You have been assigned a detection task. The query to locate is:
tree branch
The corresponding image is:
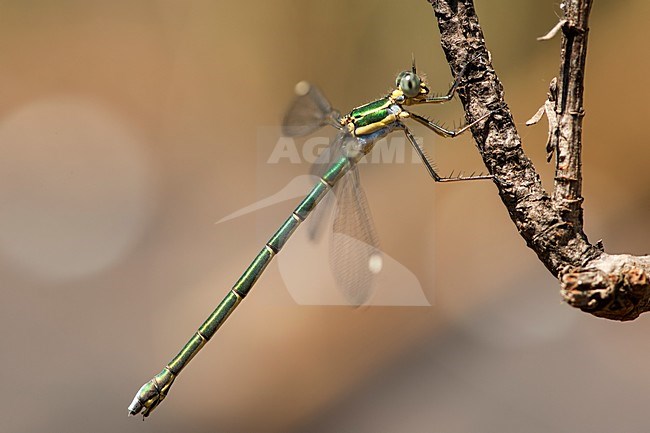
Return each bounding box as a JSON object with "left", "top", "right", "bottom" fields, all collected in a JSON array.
[
  {"left": 428, "top": 0, "right": 650, "bottom": 321},
  {"left": 552, "top": 0, "right": 590, "bottom": 231}
]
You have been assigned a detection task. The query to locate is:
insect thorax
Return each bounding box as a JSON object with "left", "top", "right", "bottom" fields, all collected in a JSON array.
[{"left": 345, "top": 96, "right": 403, "bottom": 141}]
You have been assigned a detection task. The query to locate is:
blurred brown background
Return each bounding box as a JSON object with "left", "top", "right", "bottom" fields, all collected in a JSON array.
[{"left": 1, "top": 1, "right": 649, "bottom": 432}]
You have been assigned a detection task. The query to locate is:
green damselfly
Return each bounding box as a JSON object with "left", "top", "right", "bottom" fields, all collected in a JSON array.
[{"left": 128, "top": 58, "right": 493, "bottom": 417}]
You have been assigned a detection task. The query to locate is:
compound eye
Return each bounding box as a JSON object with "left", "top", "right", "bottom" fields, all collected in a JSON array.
[
  {"left": 395, "top": 71, "right": 408, "bottom": 87},
  {"left": 399, "top": 72, "right": 421, "bottom": 98}
]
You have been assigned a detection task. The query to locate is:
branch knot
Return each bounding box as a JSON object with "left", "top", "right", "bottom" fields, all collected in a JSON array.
[{"left": 561, "top": 264, "right": 650, "bottom": 321}]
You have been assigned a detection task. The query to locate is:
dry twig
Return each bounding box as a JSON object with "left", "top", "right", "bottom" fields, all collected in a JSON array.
[{"left": 428, "top": 0, "right": 650, "bottom": 321}]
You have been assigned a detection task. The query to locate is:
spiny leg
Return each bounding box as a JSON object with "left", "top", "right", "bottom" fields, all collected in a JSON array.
[
  {"left": 401, "top": 123, "right": 492, "bottom": 183},
  {"left": 408, "top": 110, "right": 491, "bottom": 138},
  {"left": 417, "top": 54, "right": 480, "bottom": 104},
  {"left": 402, "top": 125, "right": 442, "bottom": 181}
]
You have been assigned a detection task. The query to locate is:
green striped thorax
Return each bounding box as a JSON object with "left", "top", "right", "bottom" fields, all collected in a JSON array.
[{"left": 340, "top": 68, "right": 431, "bottom": 157}]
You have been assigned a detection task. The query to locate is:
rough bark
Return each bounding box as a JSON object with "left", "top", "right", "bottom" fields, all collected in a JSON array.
[{"left": 428, "top": 0, "right": 650, "bottom": 321}]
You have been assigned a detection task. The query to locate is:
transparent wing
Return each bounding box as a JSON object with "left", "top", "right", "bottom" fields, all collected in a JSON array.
[
  {"left": 329, "top": 163, "right": 382, "bottom": 305},
  {"left": 282, "top": 81, "right": 341, "bottom": 137},
  {"left": 283, "top": 83, "right": 379, "bottom": 304}
]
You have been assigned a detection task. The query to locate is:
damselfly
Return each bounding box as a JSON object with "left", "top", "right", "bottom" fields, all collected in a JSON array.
[{"left": 128, "top": 58, "right": 493, "bottom": 417}]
